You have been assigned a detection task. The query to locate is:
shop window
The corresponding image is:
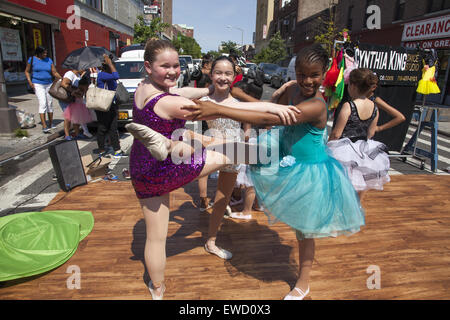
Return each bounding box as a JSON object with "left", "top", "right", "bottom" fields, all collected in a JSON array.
[
  {"left": 427, "top": 0, "right": 450, "bottom": 12},
  {"left": 84, "top": 0, "right": 102, "bottom": 11},
  {"left": 394, "top": 0, "right": 406, "bottom": 21},
  {"left": 281, "top": 0, "right": 291, "bottom": 8}
]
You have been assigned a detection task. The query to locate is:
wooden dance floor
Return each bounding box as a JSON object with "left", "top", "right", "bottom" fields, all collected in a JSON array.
[{"left": 1, "top": 175, "right": 449, "bottom": 300}]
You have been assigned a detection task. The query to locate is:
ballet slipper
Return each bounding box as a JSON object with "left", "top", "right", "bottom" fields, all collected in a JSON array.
[
  {"left": 148, "top": 280, "right": 165, "bottom": 300},
  {"left": 204, "top": 243, "right": 232, "bottom": 260},
  {"left": 125, "top": 123, "right": 170, "bottom": 161},
  {"left": 229, "top": 212, "right": 252, "bottom": 220},
  {"left": 283, "top": 286, "right": 310, "bottom": 300}
]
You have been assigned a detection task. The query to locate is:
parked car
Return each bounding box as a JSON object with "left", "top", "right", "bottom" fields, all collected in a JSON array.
[
  {"left": 179, "top": 55, "right": 194, "bottom": 74},
  {"left": 258, "top": 63, "right": 279, "bottom": 83},
  {"left": 270, "top": 67, "right": 287, "bottom": 88},
  {"left": 242, "top": 62, "right": 256, "bottom": 76},
  {"left": 119, "top": 44, "right": 144, "bottom": 57},
  {"left": 179, "top": 57, "right": 190, "bottom": 86},
  {"left": 114, "top": 50, "right": 145, "bottom": 126},
  {"left": 114, "top": 49, "right": 182, "bottom": 126},
  {"left": 247, "top": 64, "right": 258, "bottom": 79},
  {"left": 285, "top": 56, "right": 297, "bottom": 82}
]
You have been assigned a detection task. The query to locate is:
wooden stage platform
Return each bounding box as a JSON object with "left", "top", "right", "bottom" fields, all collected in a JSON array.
[{"left": 1, "top": 175, "right": 449, "bottom": 300}]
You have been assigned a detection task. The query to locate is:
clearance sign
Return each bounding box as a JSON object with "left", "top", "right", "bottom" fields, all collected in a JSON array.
[{"left": 402, "top": 15, "right": 450, "bottom": 49}]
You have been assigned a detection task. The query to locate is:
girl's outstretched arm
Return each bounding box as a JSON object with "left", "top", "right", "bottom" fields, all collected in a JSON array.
[
  {"left": 183, "top": 101, "right": 287, "bottom": 126},
  {"left": 374, "top": 97, "right": 406, "bottom": 132},
  {"left": 182, "top": 95, "right": 326, "bottom": 127},
  {"left": 169, "top": 85, "right": 212, "bottom": 99}
]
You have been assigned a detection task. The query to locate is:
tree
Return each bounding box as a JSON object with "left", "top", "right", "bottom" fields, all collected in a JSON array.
[
  {"left": 172, "top": 33, "right": 202, "bottom": 58},
  {"left": 253, "top": 31, "right": 287, "bottom": 64},
  {"left": 313, "top": 6, "right": 349, "bottom": 57},
  {"left": 219, "top": 41, "right": 242, "bottom": 56},
  {"left": 133, "top": 16, "right": 171, "bottom": 44},
  {"left": 206, "top": 50, "right": 220, "bottom": 59}
]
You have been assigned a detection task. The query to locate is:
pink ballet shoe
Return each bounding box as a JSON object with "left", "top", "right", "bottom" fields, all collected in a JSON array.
[{"left": 125, "top": 123, "right": 170, "bottom": 161}]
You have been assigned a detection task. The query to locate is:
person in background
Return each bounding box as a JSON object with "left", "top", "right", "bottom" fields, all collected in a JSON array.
[
  {"left": 59, "top": 69, "right": 93, "bottom": 140},
  {"left": 229, "top": 52, "right": 243, "bottom": 88},
  {"left": 25, "top": 46, "right": 62, "bottom": 133},
  {"left": 95, "top": 54, "right": 126, "bottom": 159},
  {"left": 62, "top": 77, "right": 93, "bottom": 138},
  {"left": 367, "top": 74, "right": 406, "bottom": 133}
]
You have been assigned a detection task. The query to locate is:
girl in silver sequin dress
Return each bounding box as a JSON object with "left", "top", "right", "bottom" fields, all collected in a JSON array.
[{"left": 200, "top": 56, "right": 245, "bottom": 260}]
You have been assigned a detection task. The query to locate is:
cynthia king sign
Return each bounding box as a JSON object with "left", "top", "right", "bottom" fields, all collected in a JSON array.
[{"left": 355, "top": 43, "right": 421, "bottom": 86}]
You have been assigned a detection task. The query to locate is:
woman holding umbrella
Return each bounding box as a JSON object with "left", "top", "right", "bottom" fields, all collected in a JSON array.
[{"left": 25, "top": 46, "right": 62, "bottom": 133}]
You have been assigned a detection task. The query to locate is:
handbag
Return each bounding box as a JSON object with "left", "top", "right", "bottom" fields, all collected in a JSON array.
[
  {"left": 115, "top": 81, "right": 129, "bottom": 104},
  {"left": 49, "top": 79, "right": 74, "bottom": 103},
  {"left": 85, "top": 83, "right": 115, "bottom": 112}
]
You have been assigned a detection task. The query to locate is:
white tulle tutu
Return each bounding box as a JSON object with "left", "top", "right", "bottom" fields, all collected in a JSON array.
[
  {"left": 236, "top": 137, "right": 257, "bottom": 187},
  {"left": 327, "top": 138, "right": 390, "bottom": 191},
  {"left": 236, "top": 165, "right": 253, "bottom": 187}
]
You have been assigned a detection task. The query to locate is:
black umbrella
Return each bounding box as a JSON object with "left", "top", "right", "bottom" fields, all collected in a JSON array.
[{"left": 61, "top": 46, "right": 117, "bottom": 70}]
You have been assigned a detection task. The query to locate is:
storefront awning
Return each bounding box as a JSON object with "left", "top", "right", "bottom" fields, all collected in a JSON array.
[{"left": 0, "top": 1, "right": 60, "bottom": 27}]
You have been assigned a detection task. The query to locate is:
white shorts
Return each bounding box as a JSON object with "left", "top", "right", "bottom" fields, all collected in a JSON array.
[{"left": 34, "top": 83, "right": 53, "bottom": 114}]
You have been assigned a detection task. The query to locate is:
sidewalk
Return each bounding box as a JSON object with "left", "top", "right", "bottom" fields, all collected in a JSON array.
[{"left": 0, "top": 94, "right": 65, "bottom": 163}]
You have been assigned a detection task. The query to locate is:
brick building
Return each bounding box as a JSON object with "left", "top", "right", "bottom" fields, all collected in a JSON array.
[
  {"left": 255, "top": 0, "right": 274, "bottom": 54},
  {"left": 173, "top": 24, "right": 194, "bottom": 38},
  {"left": 335, "top": 0, "right": 450, "bottom": 105},
  {"left": 1, "top": 0, "right": 146, "bottom": 94},
  {"left": 273, "top": 0, "right": 298, "bottom": 61}
]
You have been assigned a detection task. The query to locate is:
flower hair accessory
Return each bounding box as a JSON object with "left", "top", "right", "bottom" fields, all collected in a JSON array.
[{"left": 280, "top": 155, "right": 296, "bottom": 167}]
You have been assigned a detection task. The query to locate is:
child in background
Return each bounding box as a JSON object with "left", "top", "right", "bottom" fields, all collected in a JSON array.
[
  {"left": 63, "top": 77, "right": 93, "bottom": 137},
  {"left": 328, "top": 68, "right": 391, "bottom": 199}
]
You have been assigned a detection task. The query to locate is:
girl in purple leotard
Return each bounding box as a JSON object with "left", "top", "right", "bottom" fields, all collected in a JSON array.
[{"left": 129, "top": 39, "right": 298, "bottom": 300}]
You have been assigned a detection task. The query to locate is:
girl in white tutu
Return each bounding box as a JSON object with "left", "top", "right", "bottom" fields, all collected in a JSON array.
[{"left": 328, "top": 68, "right": 390, "bottom": 199}]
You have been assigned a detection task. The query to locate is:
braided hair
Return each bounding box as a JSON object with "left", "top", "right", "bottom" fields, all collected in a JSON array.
[{"left": 295, "top": 43, "right": 329, "bottom": 73}]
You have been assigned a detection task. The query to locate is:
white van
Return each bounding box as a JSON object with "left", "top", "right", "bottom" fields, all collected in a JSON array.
[
  {"left": 179, "top": 55, "right": 194, "bottom": 74},
  {"left": 114, "top": 50, "right": 183, "bottom": 124},
  {"left": 285, "top": 56, "right": 296, "bottom": 82}
]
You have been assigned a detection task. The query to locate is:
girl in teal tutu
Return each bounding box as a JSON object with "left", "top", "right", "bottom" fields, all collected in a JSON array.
[{"left": 126, "top": 44, "right": 364, "bottom": 300}]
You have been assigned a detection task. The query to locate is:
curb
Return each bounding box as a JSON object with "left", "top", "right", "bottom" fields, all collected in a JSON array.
[{"left": 0, "top": 127, "right": 65, "bottom": 164}]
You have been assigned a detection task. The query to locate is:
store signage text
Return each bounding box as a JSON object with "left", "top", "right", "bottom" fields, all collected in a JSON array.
[
  {"left": 404, "top": 38, "right": 450, "bottom": 49},
  {"left": 402, "top": 15, "right": 450, "bottom": 41},
  {"left": 356, "top": 44, "right": 421, "bottom": 86}
]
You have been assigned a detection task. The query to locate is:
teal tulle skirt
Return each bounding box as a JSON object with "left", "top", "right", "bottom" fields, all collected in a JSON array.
[{"left": 249, "top": 126, "right": 365, "bottom": 239}]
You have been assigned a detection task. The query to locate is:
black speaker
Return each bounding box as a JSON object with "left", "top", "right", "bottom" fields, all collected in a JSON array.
[{"left": 48, "top": 140, "right": 87, "bottom": 192}]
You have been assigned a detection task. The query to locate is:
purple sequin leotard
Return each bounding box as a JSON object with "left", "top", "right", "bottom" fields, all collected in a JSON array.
[{"left": 130, "top": 92, "right": 206, "bottom": 198}]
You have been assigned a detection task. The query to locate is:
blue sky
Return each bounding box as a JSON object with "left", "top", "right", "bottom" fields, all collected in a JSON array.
[{"left": 172, "top": 0, "right": 257, "bottom": 53}]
